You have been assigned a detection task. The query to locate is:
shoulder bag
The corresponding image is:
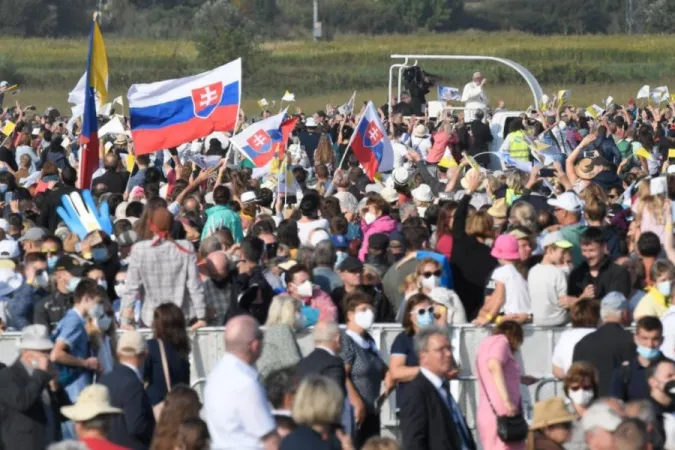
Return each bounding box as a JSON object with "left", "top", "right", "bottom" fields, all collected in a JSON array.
[
  {"left": 476, "top": 362, "right": 528, "bottom": 442},
  {"left": 152, "top": 339, "right": 172, "bottom": 420}
]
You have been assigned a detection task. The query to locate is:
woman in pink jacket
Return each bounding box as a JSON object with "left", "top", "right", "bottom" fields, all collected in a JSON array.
[{"left": 358, "top": 194, "right": 398, "bottom": 262}]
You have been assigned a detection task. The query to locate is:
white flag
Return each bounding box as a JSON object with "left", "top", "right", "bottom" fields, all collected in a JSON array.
[
  {"left": 637, "top": 85, "right": 650, "bottom": 100},
  {"left": 338, "top": 91, "right": 357, "bottom": 115}
]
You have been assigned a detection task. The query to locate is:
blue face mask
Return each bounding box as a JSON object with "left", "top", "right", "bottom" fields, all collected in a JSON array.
[
  {"left": 67, "top": 277, "right": 81, "bottom": 293},
  {"left": 0, "top": 184, "right": 8, "bottom": 194},
  {"left": 416, "top": 310, "right": 435, "bottom": 328},
  {"left": 637, "top": 345, "right": 661, "bottom": 361},
  {"left": 47, "top": 255, "right": 59, "bottom": 272},
  {"left": 92, "top": 248, "right": 109, "bottom": 263}
]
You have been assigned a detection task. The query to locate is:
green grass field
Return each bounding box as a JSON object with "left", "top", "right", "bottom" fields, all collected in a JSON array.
[{"left": 4, "top": 32, "right": 675, "bottom": 114}]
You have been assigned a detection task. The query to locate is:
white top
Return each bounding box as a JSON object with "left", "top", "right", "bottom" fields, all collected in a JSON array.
[
  {"left": 492, "top": 264, "right": 531, "bottom": 315},
  {"left": 411, "top": 136, "right": 432, "bottom": 160},
  {"left": 297, "top": 218, "right": 330, "bottom": 246},
  {"left": 461, "top": 81, "right": 488, "bottom": 106},
  {"left": 661, "top": 306, "right": 675, "bottom": 360},
  {"left": 392, "top": 142, "right": 410, "bottom": 170},
  {"left": 528, "top": 263, "right": 569, "bottom": 326},
  {"left": 551, "top": 328, "right": 595, "bottom": 374},
  {"left": 205, "top": 353, "right": 276, "bottom": 450}
]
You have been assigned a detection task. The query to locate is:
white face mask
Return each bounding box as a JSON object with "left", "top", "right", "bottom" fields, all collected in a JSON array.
[
  {"left": 421, "top": 275, "right": 440, "bottom": 290},
  {"left": 354, "top": 309, "right": 375, "bottom": 330},
  {"left": 568, "top": 389, "right": 594, "bottom": 407},
  {"left": 364, "top": 212, "right": 377, "bottom": 225},
  {"left": 296, "top": 280, "right": 313, "bottom": 298},
  {"left": 658, "top": 280, "right": 672, "bottom": 296},
  {"left": 560, "top": 266, "right": 572, "bottom": 277},
  {"left": 33, "top": 271, "right": 49, "bottom": 288},
  {"left": 88, "top": 303, "right": 112, "bottom": 331},
  {"left": 114, "top": 281, "right": 126, "bottom": 299}
]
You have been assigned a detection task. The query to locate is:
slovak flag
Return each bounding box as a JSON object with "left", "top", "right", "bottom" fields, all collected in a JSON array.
[
  {"left": 127, "top": 58, "right": 241, "bottom": 156},
  {"left": 230, "top": 109, "right": 296, "bottom": 167},
  {"left": 348, "top": 101, "right": 394, "bottom": 180}
]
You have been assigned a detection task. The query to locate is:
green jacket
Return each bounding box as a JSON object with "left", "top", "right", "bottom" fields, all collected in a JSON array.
[{"left": 202, "top": 205, "right": 244, "bottom": 243}]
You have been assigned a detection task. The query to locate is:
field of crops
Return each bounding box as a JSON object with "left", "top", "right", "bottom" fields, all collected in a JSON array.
[{"left": 3, "top": 32, "right": 675, "bottom": 112}]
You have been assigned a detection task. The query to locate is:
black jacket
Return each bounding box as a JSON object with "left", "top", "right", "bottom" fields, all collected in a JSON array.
[
  {"left": 572, "top": 323, "right": 636, "bottom": 397},
  {"left": 99, "top": 364, "right": 155, "bottom": 450},
  {"left": 567, "top": 257, "right": 631, "bottom": 299},
  {"left": 296, "top": 348, "right": 346, "bottom": 397},
  {"left": 0, "top": 360, "right": 71, "bottom": 450},
  {"left": 466, "top": 120, "right": 493, "bottom": 157},
  {"left": 450, "top": 194, "right": 498, "bottom": 320},
  {"left": 227, "top": 267, "right": 274, "bottom": 324},
  {"left": 400, "top": 372, "right": 472, "bottom": 450},
  {"left": 37, "top": 183, "right": 80, "bottom": 232},
  {"left": 92, "top": 170, "right": 129, "bottom": 194},
  {"left": 33, "top": 291, "right": 72, "bottom": 334}
]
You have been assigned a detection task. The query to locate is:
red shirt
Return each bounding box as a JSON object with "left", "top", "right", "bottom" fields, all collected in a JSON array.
[{"left": 81, "top": 437, "right": 130, "bottom": 450}]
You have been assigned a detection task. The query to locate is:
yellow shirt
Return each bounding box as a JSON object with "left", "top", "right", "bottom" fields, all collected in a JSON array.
[{"left": 634, "top": 288, "right": 670, "bottom": 320}]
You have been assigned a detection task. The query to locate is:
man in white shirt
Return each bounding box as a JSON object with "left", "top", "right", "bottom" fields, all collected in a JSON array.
[
  {"left": 205, "top": 315, "right": 279, "bottom": 450},
  {"left": 461, "top": 72, "right": 489, "bottom": 122},
  {"left": 529, "top": 231, "right": 573, "bottom": 326}
]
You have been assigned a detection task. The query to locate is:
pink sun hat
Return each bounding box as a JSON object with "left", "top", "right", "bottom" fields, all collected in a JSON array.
[{"left": 490, "top": 234, "right": 520, "bottom": 261}]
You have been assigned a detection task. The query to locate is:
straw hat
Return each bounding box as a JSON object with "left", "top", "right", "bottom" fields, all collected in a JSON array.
[
  {"left": 412, "top": 184, "right": 433, "bottom": 203},
  {"left": 460, "top": 168, "right": 487, "bottom": 192},
  {"left": 574, "top": 158, "right": 606, "bottom": 181},
  {"left": 487, "top": 199, "right": 507, "bottom": 219},
  {"left": 113, "top": 135, "right": 128, "bottom": 146},
  {"left": 412, "top": 124, "right": 429, "bottom": 138},
  {"left": 530, "top": 397, "right": 577, "bottom": 431},
  {"left": 61, "top": 385, "right": 122, "bottom": 422}
]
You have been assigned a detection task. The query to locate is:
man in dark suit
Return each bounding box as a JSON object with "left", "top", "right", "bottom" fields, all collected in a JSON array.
[
  {"left": 296, "top": 321, "right": 346, "bottom": 395},
  {"left": 400, "top": 326, "right": 475, "bottom": 450},
  {"left": 99, "top": 330, "right": 155, "bottom": 450},
  {"left": 464, "top": 110, "right": 493, "bottom": 167},
  {"left": 92, "top": 152, "right": 130, "bottom": 195},
  {"left": 0, "top": 324, "right": 71, "bottom": 450},
  {"left": 572, "top": 291, "right": 634, "bottom": 397}
]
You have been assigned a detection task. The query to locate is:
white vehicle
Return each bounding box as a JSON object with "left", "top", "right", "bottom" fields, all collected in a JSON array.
[{"left": 388, "top": 54, "right": 544, "bottom": 170}]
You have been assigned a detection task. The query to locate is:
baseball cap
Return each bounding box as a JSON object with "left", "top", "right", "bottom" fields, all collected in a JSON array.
[
  {"left": 19, "top": 227, "right": 47, "bottom": 242},
  {"left": 541, "top": 231, "right": 573, "bottom": 249},
  {"left": 337, "top": 256, "right": 363, "bottom": 273},
  {"left": 600, "top": 291, "right": 628, "bottom": 311},
  {"left": 55, "top": 255, "right": 85, "bottom": 277},
  {"left": 548, "top": 192, "right": 584, "bottom": 213},
  {"left": 116, "top": 330, "right": 147, "bottom": 356},
  {"left": 0, "top": 240, "right": 20, "bottom": 259},
  {"left": 581, "top": 402, "right": 623, "bottom": 433},
  {"left": 368, "top": 233, "right": 390, "bottom": 251}
]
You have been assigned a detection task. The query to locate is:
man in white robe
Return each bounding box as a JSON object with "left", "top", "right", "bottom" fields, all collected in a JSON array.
[{"left": 461, "top": 72, "right": 488, "bottom": 122}]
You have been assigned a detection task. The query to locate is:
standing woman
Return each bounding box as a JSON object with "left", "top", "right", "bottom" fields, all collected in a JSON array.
[
  {"left": 435, "top": 202, "right": 458, "bottom": 259},
  {"left": 341, "top": 291, "right": 393, "bottom": 447},
  {"left": 475, "top": 321, "right": 527, "bottom": 450},
  {"left": 257, "top": 295, "right": 303, "bottom": 379},
  {"left": 358, "top": 194, "right": 398, "bottom": 262},
  {"left": 144, "top": 303, "right": 191, "bottom": 419}
]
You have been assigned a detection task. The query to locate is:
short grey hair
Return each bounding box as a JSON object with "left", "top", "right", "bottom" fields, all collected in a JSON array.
[
  {"left": 313, "top": 240, "right": 336, "bottom": 267},
  {"left": 313, "top": 321, "right": 340, "bottom": 344},
  {"left": 414, "top": 326, "right": 448, "bottom": 355},
  {"left": 626, "top": 400, "right": 656, "bottom": 425}
]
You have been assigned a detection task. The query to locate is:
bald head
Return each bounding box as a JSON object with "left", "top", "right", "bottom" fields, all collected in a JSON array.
[
  {"left": 225, "top": 315, "right": 262, "bottom": 362},
  {"left": 206, "top": 251, "right": 228, "bottom": 280}
]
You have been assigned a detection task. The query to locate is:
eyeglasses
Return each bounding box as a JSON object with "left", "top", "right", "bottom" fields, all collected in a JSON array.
[
  {"left": 415, "top": 307, "right": 435, "bottom": 316},
  {"left": 421, "top": 270, "right": 442, "bottom": 278}
]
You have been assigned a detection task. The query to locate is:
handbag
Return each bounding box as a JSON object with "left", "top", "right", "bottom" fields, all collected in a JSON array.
[
  {"left": 476, "top": 363, "right": 528, "bottom": 442},
  {"left": 152, "top": 339, "right": 172, "bottom": 420}
]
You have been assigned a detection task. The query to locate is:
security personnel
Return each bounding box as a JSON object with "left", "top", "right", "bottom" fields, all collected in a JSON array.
[{"left": 500, "top": 121, "right": 531, "bottom": 162}]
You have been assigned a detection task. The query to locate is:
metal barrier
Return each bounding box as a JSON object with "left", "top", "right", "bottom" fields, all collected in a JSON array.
[{"left": 0, "top": 324, "right": 575, "bottom": 437}]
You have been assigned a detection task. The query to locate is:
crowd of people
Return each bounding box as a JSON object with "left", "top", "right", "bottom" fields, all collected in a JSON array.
[{"left": 0, "top": 78, "right": 675, "bottom": 450}]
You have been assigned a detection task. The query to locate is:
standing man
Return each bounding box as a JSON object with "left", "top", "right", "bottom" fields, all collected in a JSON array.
[
  {"left": 465, "top": 110, "right": 493, "bottom": 167},
  {"left": 400, "top": 326, "right": 475, "bottom": 450},
  {"left": 296, "top": 321, "right": 345, "bottom": 393},
  {"left": 461, "top": 72, "right": 488, "bottom": 122},
  {"left": 0, "top": 324, "right": 71, "bottom": 450},
  {"left": 529, "top": 231, "right": 572, "bottom": 326},
  {"left": 99, "top": 330, "right": 155, "bottom": 449},
  {"left": 645, "top": 360, "right": 675, "bottom": 449},
  {"left": 204, "top": 315, "right": 280, "bottom": 450},
  {"left": 34, "top": 255, "right": 83, "bottom": 333},
  {"left": 573, "top": 292, "right": 634, "bottom": 397}
]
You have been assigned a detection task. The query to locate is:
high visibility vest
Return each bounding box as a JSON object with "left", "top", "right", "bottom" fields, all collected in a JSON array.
[{"left": 508, "top": 130, "right": 530, "bottom": 162}]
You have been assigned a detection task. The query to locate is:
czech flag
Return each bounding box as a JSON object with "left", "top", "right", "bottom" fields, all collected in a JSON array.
[
  {"left": 348, "top": 101, "right": 394, "bottom": 180},
  {"left": 230, "top": 110, "right": 296, "bottom": 167},
  {"left": 79, "top": 16, "right": 108, "bottom": 190},
  {"left": 128, "top": 58, "right": 241, "bottom": 156}
]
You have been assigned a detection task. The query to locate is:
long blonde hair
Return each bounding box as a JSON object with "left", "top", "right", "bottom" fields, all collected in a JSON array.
[
  {"left": 640, "top": 194, "right": 666, "bottom": 225},
  {"left": 265, "top": 295, "right": 301, "bottom": 328},
  {"left": 314, "top": 134, "right": 335, "bottom": 167}
]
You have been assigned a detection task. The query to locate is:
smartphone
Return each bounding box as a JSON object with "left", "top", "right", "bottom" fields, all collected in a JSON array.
[
  {"left": 582, "top": 150, "right": 596, "bottom": 159},
  {"left": 539, "top": 168, "right": 556, "bottom": 177}
]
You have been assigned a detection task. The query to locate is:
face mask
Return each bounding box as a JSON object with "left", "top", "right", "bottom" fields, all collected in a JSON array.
[
  {"left": 92, "top": 247, "right": 109, "bottom": 263},
  {"left": 295, "top": 313, "right": 307, "bottom": 331},
  {"left": 335, "top": 251, "right": 348, "bottom": 270},
  {"left": 114, "top": 282, "right": 126, "bottom": 299},
  {"left": 47, "top": 256, "right": 59, "bottom": 272},
  {"left": 296, "top": 280, "right": 313, "bottom": 298},
  {"left": 561, "top": 266, "right": 572, "bottom": 277},
  {"left": 0, "top": 184, "right": 8, "bottom": 194},
  {"left": 568, "top": 389, "right": 594, "bottom": 407},
  {"left": 354, "top": 309, "right": 374, "bottom": 330},
  {"left": 664, "top": 379, "right": 675, "bottom": 401},
  {"left": 32, "top": 270, "right": 49, "bottom": 288},
  {"left": 658, "top": 280, "right": 672, "bottom": 296},
  {"left": 637, "top": 345, "right": 661, "bottom": 361},
  {"left": 67, "top": 276, "right": 81, "bottom": 293},
  {"left": 97, "top": 279, "right": 108, "bottom": 290},
  {"left": 421, "top": 275, "right": 440, "bottom": 290},
  {"left": 364, "top": 212, "right": 377, "bottom": 225},
  {"left": 89, "top": 304, "right": 112, "bottom": 331},
  {"left": 416, "top": 311, "right": 434, "bottom": 328}
]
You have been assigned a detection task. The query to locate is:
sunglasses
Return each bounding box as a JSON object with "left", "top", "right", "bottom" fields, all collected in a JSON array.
[
  {"left": 415, "top": 307, "right": 435, "bottom": 315},
  {"left": 422, "top": 270, "right": 442, "bottom": 278}
]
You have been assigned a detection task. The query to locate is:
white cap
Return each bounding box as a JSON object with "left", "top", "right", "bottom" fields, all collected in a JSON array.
[
  {"left": 241, "top": 191, "right": 258, "bottom": 204},
  {"left": 541, "top": 231, "right": 573, "bottom": 249},
  {"left": 305, "top": 117, "right": 318, "bottom": 128},
  {"left": 412, "top": 184, "right": 433, "bottom": 203},
  {"left": 380, "top": 187, "right": 398, "bottom": 204},
  {"left": 392, "top": 167, "right": 410, "bottom": 185},
  {"left": 547, "top": 192, "right": 584, "bottom": 213},
  {"left": 0, "top": 81, "right": 8, "bottom": 89},
  {"left": 0, "top": 240, "right": 20, "bottom": 259}
]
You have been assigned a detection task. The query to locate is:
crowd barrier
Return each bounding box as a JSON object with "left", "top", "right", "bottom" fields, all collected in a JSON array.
[{"left": 0, "top": 324, "right": 582, "bottom": 439}]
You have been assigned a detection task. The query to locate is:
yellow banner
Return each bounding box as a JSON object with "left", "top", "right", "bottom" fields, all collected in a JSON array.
[{"left": 1, "top": 121, "right": 16, "bottom": 136}]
